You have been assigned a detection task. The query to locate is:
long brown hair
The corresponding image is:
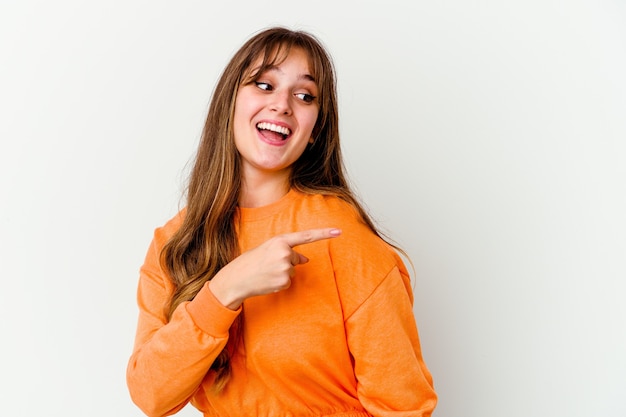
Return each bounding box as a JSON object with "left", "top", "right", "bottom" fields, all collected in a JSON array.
[{"left": 161, "top": 27, "right": 387, "bottom": 391}]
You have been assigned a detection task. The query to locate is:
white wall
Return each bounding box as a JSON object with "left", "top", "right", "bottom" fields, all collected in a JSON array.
[{"left": 1, "top": 1, "right": 624, "bottom": 416}]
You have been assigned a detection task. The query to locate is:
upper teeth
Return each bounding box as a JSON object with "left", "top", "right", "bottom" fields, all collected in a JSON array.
[{"left": 257, "top": 122, "right": 290, "bottom": 136}]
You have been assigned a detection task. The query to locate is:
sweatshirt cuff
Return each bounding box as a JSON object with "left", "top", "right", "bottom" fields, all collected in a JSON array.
[{"left": 186, "top": 282, "right": 241, "bottom": 336}]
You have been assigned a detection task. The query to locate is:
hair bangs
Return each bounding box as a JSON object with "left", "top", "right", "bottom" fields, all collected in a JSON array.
[{"left": 242, "top": 34, "right": 326, "bottom": 88}]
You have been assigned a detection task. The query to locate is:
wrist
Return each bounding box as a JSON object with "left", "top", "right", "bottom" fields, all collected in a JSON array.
[{"left": 209, "top": 278, "right": 243, "bottom": 310}]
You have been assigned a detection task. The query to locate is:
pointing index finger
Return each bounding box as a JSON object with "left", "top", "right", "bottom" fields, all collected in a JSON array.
[{"left": 282, "top": 228, "right": 342, "bottom": 248}]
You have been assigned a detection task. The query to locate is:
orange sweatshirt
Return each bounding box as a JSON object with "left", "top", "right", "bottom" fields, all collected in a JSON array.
[{"left": 127, "top": 190, "right": 437, "bottom": 417}]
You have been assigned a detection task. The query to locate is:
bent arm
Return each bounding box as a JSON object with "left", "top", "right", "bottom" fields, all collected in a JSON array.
[
  {"left": 126, "top": 236, "right": 240, "bottom": 417},
  {"left": 346, "top": 266, "right": 437, "bottom": 417}
]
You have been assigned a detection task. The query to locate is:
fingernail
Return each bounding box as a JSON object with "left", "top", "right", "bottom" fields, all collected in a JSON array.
[{"left": 329, "top": 228, "right": 342, "bottom": 236}]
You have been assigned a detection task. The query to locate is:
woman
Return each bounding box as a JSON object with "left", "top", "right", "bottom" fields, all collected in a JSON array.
[{"left": 127, "top": 27, "right": 437, "bottom": 417}]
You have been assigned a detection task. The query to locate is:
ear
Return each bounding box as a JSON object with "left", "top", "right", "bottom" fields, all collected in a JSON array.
[{"left": 308, "top": 137, "right": 314, "bottom": 144}]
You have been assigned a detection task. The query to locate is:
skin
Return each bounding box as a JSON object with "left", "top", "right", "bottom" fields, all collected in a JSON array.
[
  {"left": 209, "top": 48, "right": 341, "bottom": 310},
  {"left": 209, "top": 229, "right": 341, "bottom": 310},
  {"left": 233, "top": 47, "right": 320, "bottom": 208}
]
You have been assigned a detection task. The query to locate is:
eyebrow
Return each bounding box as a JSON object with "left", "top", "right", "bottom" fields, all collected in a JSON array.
[{"left": 256, "top": 65, "right": 316, "bottom": 83}]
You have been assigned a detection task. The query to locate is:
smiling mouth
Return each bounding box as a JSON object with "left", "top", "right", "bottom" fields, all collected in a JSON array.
[{"left": 256, "top": 122, "right": 291, "bottom": 140}]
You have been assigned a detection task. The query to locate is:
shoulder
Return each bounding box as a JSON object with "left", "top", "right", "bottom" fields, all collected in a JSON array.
[
  {"left": 295, "top": 192, "right": 410, "bottom": 313},
  {"left": 296, "top": 192, "right": 398, "bottom": 262},
  {"left": 294, "top": 191, "right": 393, "bottom": 253},
  {"left": 292, "top": 191, "right": 368, "bottom": 230},
  {"left": 138, "top": 209, "right": 186, "bottom": 294},
  {"left": 152, "top": 208, "right": 186, "bottom": 249}
]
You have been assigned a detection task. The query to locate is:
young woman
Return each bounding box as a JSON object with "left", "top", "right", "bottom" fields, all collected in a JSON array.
[{"left": 127, "top": 27, "right": 437, "bottom": 417}]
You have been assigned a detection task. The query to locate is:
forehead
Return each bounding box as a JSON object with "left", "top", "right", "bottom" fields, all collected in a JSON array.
[{"left": 247, "top": 46, "right": 316, "bottom": 79}]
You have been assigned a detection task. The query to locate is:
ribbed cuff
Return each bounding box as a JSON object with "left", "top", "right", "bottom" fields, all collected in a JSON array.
[{"left": 186, "top": 282, "right": 241, "bottom": 336}]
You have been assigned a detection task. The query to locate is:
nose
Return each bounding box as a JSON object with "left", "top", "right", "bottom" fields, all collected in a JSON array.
[{"left": 269, "top": 90, "right": 292, "bottom": 115}]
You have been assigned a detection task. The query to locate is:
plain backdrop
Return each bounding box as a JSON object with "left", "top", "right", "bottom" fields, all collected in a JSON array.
[{"left": 1, "top": 1, "right": 624, "bottom": 416}]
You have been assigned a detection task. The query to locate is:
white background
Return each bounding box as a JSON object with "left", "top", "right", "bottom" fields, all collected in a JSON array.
[{"left": 1, "top": 1, "right": 625, "bottom": 416}]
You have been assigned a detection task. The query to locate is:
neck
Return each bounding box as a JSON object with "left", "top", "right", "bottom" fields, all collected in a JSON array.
[{"left": 239, "top": 169, "right": 291, "bottom": 208}]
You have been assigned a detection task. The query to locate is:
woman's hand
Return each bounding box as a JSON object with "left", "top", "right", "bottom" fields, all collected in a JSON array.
[{"left": 209, "top": 228, "right": 341, "bottom": 309}]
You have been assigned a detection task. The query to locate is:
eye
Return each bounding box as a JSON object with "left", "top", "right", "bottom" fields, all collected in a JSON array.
[
  {"left": 254, "top": 81, "right": 272, "bottom": 91},
  {"left": 295, "top": 92, "right": 316, "bottom": 103}
]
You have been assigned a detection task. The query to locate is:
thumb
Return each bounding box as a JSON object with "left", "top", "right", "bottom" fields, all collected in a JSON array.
[{"left": 294, "top": 252, "right": 309, "bottom": 265}]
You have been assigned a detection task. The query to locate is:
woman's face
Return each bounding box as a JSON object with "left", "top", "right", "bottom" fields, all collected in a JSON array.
[{"left": 233, "top": 47, "right": 319, "bottom": 184}]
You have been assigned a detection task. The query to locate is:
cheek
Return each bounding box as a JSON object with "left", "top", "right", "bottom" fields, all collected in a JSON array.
[
  {"left": 233, "top": 95, "right": 259, "bottom": 141},
  {"left": 232, "top": 95, "right": 244, "bottom": 127},
  {"left": 233, "top": 92, "right": 250, "bottom": 120},
  {"left": 234, "top": 88, "right": 262, "bottom": 118},
  {"left": 303, "top": 108, "right": 320, "bottom": 135}
]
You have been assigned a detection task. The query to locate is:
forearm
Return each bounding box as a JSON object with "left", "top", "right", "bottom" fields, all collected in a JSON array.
[{"left": 127, "top": 283, "right": 240, "bottom": 416}]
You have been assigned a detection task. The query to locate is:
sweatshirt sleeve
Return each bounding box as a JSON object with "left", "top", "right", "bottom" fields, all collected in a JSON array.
[
  {"left": 126, "top": 225, "right": 241, "bottom": 417},
  {"left": 344, "top": 265, "right": 438, "bottom": 417}
]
